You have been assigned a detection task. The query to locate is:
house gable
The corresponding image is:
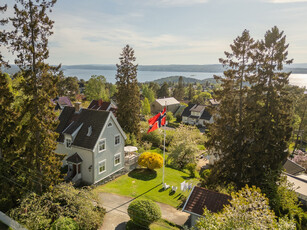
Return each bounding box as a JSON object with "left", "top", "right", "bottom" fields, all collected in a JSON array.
[{"left": 93, "top": 112, "right": 127, "bottom": 152}]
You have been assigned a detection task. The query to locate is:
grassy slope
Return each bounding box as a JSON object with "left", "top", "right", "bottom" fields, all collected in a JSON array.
[
  {"left": 95, "top": 167, "right": 199, "bottom": 207},
  {"left": 150, "top": 219, "right": 181, "bottom": 230}
]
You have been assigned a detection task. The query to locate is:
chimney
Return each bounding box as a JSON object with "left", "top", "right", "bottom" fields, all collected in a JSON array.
[
  {"left": 98, "top": 99, "right": 103, "bottom": 106},
  {"left": 74, "top": 102, "right": 82, "bottom": 112}
]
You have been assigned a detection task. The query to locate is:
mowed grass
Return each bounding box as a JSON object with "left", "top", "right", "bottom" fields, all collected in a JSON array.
[
  {"left": 94, "top": 166, "right": 199, "bottom": 208},
  {"left": 150, "top": 219, "right": 181, "bottom": 230}
]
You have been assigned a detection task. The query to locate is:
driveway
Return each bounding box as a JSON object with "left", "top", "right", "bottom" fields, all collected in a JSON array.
[{"left": 99, "top": 192, "right": 189, "bottom": 230}]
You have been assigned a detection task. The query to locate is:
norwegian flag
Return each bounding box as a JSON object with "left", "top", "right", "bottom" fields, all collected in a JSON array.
[{"left": 147, "top": 107, "right": 166, "bottom": 133}]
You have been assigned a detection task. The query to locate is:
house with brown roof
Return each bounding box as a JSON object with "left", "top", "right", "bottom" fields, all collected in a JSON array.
[
  {"left": 87, "top": 99, "right": 117, "bottom": 115},
  {"left": 182, "top": 186, "right": 231, "bottom": 227},
  {"left": 55, "top": 104, "right": 126, "bottom": 185}
]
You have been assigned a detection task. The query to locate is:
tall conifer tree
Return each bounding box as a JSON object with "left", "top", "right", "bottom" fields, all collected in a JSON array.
[
  {"left": 246, "top": 26, "right": 293, "bottom": 189},
  {"left": 115, "top": 45, "right": 141, "bottom": 138},
  {"left": 207, "top": 30, "right": 256, "bottom": 186},
  {"left": 7, "top": 0, "right": 62, "bottom": 194},
  {"left": 207, "top": 27, "right": 293, "bottom": 195}
]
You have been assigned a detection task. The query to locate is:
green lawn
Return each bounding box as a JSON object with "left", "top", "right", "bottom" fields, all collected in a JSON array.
[
  {"left": 146, "top": 147, "right": 163, "bottom": 154},
  {"left": 150, "top": 219, "right": 181, "bottom": 230},
  {"left": 95, "top": 167, "right": 199, "bottom": 208}
]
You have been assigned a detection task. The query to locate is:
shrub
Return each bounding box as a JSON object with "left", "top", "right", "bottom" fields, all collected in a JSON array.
[
  {"left": 200, "top": 169, "right": 211, "bottom": 180},
  {"left": 185, "top": 163, "right": 196, "bottom": 178},
  {"left": 196, "top": 185, "right": 296, "bottom": 230},
  {"left": 176, "top": 114, "right": 182, "bottom": 122},
  {"left": 126, "top": 133, "right": 138, "bottom": 146},
  {"left": 166, "top": 111, "right": 174, "bottom": 122},
  {"left": 51, "top": 216, "right": 79, "bottom": 230},
  {"left": 141, "top": 130, "right": 162, "bottom": 147},
  {"left": 10, "top": 183, "right": 105, "bottom": 230},
  {"left": 138, "top": 152, "right": 163, "bottom": 170},
  {"left": 127, "top": 199, "right": 161, "bottom": 228},
  {"left": 142, "top": 141, "right": 152, "bottom": 150}
]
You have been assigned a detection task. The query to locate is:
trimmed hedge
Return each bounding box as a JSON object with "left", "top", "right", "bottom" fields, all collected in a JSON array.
[{"left": 127, "top": 199, "right": 161, "bottom": 227}]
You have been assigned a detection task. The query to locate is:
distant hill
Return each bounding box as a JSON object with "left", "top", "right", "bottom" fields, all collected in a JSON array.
[
  {"left": 149, "top": 76, "right": 217, "bottom": 84},
  {"left": 60, "top": 64, "right": 224, "bottom": 72}
]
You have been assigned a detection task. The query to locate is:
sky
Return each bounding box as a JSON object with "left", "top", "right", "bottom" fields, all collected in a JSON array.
[{"left": 3, "top": 0, "right": 307, "bottom": 65}]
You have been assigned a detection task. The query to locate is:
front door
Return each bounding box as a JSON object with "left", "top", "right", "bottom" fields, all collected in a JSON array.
[{"left": 72, "top": 164, "right": 77, "bottom": 177}]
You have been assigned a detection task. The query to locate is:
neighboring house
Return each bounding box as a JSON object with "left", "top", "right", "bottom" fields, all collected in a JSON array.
[
  {"left": 88, "top": 99, "right": 117, "bottom": 115},
  {"left": 151, "top": 97, "right": 180, "bottom": 114},
  {"left": 286, "top": 173, "right": 307, "bottom": 206},
  {"left": 182, "top": 186, "right": 231, "bottom": 227},
  {"left": 55, "top": 105, "right": 127, "bottom": 185},
  {"left": 282, "top": 158, "right": 307, "bottom": 205},
  {"left": 209, "top": 99, "right": 219, "bottom": 106},
  {"left": 52, "top": 96, "right": 72, "bottom": 110},
  {"left": 182, "top": 104, "right": 213, "bottom": 127},
  {"left": 283, "top": 158, "right": 305, "bottom": 175}
]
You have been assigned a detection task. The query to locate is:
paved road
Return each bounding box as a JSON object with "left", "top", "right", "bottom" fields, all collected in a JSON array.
[{"left": 98, "top": 192, "right": 189, "bottom": 230}]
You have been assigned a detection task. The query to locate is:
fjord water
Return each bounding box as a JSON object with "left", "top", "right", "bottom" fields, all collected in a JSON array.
[{"left": 62, "top": 68, "right": 307, "bottom": 88}]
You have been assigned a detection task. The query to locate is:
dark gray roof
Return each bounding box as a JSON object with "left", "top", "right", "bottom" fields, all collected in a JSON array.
[
  {"left": 182, "top": 104, "right": 195, "bottom": 117},
  {"left": 283, "top": 158, "right": 305, "bottom": 175},
  {"left": 66, "top": 152, "right": 83, "bottom": 164},
  {"left": 200, "top": 109, "right": 212, "bottom": 120},
  {"left": 56, "top": 106, "right": 110, "bottom": 150}
]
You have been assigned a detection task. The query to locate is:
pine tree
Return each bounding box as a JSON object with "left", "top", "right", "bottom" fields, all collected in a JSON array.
[
  {"left": 207, "top": 27, "right": 293, "bottom": 193},
  {"left": 115, "top": 44, "right": 141, "bottom": 138},
  {"left": 157, "top": 82, "right": 169, "bottom": 98},
  {"left": 246, "top": 26, "right": 293, "bottom": 188},
  {"left": 0, "top": 4, "right": 13, "bottom": 155},
  {"left": 188, "top": 83, "right": 195, "bottom": 100},
  {"left": 173, "top": 76, "right": 184, "bottom": 101},
  {"left": 207, "top": 30, "right": 256, "bottom": 186},
  {"left": 7, "top": 0, "right": 62, "bottom": 194}
]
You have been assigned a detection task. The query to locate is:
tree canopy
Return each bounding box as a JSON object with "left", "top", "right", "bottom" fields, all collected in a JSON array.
[{"left": 85, "top": 75, "right": 109, "bottom": 101}]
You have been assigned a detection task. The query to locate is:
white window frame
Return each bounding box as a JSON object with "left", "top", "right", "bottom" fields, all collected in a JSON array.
[
  {"left": 98, "top": 160, "right": 106, "bottom": 174},
  {"left": 115, "top": 134, "right": 120, "bottom": 146},
  {"left": 98, "top": 138, "right": 106, "bottom": 152},
  {"left": 65, "top": 138, "right": 72, "bottom": 149},
  {"left": 114, "top": 153, "right": 121, "bottom": 166},
  {"left": 107, "top": 122, "right": 113, "bottom": 128}
]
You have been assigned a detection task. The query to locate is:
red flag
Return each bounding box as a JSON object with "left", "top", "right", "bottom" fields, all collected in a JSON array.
[{"left": 147, "top": 108, "right": 166, "bottom": 133}]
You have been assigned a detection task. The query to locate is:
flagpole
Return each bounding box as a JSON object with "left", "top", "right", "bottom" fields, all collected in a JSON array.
[{"left": 163, "top": 101, "right": 166, "bottom": 185}]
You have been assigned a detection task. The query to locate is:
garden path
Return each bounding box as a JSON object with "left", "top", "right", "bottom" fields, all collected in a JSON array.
[{"left": 98, "top": 192, "right": 189, "bottom": 230}]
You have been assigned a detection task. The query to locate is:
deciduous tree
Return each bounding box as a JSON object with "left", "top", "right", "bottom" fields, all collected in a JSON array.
[
  {"left": 85, "top": 75, "right": 109, "bottom": 101},
  {"left": 141, "top": 97, "right": 151, "bottom": 115},
  {"left": 57, "top": 75, "right": 79, "bottom": 100}
]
